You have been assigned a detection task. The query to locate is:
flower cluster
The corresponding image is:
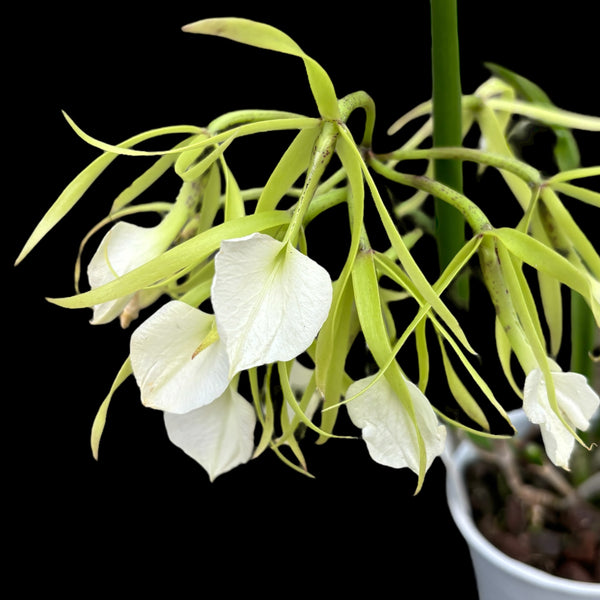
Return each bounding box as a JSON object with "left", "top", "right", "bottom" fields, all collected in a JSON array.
[{"left": 17, "top": 18, "right": 599, "bottom": 484}]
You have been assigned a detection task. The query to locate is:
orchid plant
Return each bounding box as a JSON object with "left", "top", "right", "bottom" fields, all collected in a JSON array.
[{"left": 16, "top": 12, "right": 600, "bottom": 490}]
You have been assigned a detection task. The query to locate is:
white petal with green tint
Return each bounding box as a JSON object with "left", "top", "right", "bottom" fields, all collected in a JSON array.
[
  {"left": 212, "top": 232, "right": 332, "bottom": 376},
  {"left": 346, "top": 374, "right": 446, "bottom": 475},
  {"left": 164, "top": 386, "right": 256, "bottom": 481},
  {"left": 523, "top": 365, "right": 600, "bottom": 469},
  {"left": 87, "top": 221, "right": 168, "bottom": 324},
  {"left": 130, "top": 300, "right": 230, "bottom": 414}
]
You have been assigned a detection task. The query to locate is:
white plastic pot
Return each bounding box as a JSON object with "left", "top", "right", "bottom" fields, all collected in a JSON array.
[{"left": 445, "top": 409, "right": 600, "bottom": 600}]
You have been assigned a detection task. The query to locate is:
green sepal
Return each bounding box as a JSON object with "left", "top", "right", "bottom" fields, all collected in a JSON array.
[
  {"left": 314, "top": 128, "right": 366, "bottom": 435},
  {"left": 491, "top": 227, "right": 599, "bottom": 326},
  {"left": 249, "top": 367, "right": 275, "bottom": 459},
  {"left": 277, "top": 360, "right": 349, "bottom": 442},
  {"left": 111, "top": 135, "right": 203, "bottom": 213},
  {"left": 550, "top": 182, "right": 600, "bottom": 209},
  {"left": 91, "top": 357, "right": 132, "bottom": 460},
  {"left": 14, "top": 124, "right": 204, "bottom": 265},
  {"left": 338, "top": 126, "right": 477, "bottom": 356},
  {"left": 437, "top": 334, "right": 490, "bottom": 431},
  {"left": 352, "top": 246, "right": 428, "bottom": 493},
  {"left": 255, "top": 127, "right": 321, "bottom": 213},
  {"left": 221, "top": 156, "right": 245, "bottom": 221},
  {"left": 494, "top": 316, "right": 523, "bottom": 399},
  {"left": 47, "top": 210, "right": 292, "bottom": 309},
  {"left": 62, "top": 111, "right": 320, "bottom": 158},
  {"left": 484, "top": 62, "right": 581, "bottom": 171},
  {"left": 182, "top": 18, "right": 340, "bottom": 119}
]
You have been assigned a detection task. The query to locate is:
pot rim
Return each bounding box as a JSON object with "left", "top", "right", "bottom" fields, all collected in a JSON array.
[{"left": 444, "top": 408, "right": 600, "bottom": 594}]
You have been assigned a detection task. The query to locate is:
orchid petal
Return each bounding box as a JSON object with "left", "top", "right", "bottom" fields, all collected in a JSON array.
[
  {"left": 87, "top": 221, "right": 168, "bottom": 324},
  {"left": 164, "top": 386, "right": 256, "bottom": 481},
  {"left": 523, "top": 365, "right": 600, "bottom": 469},
  {"left": 130, "top": 300, "right": 230, "bottom": 414},
  {"left": 212, "top": 232, "right": 332, "bottom": 376},
  {"left": 346, "top": 374, "right": 446, "bottom": 475}
]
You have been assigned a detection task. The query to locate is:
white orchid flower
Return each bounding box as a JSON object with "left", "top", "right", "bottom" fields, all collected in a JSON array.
[
  {"left": 523, "top": 361, "right": 600, "bottom": 469},
  {"left": 130, "top": 300, "right": 257, "bottom": 480},
  {"left": 164, "top": 385, "right": 257, "bottom": 482},
  {"left": 130, "top": 300, "right": 230, "bottom": 414},
  {"left": 211, "top": 232, "right": 333, "bottom": 377},
  {"left": 87, "top": 221, "right": 174, "bottom": 325},
  {"left": 346, "top": 374, "right": 447, "bottom": 475},
  {"left": 87, "top": 179, "right": 198, "bottom": 325}
]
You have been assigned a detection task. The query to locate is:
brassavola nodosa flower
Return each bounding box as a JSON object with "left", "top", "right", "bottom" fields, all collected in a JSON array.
[
  {"left": 346, "top": 374, "right": 447, "bottom": 475},
  {"left": 129, "top": 228, "right": 333, "bottom": 478},
  {"left": 88, "top": 179, "right": 200, "bottom": 325},
  {"left": 129, "top": 300, "right": 255, "bottom": 480},
  {"left": 480, "top": 233, "right": 600, "bottom": 468},
  {"left": 523, "top": 359, "right": 600, "bottom": 469},
  {"left": 211, "top": 232, "right": 333, "bottom": 377},
  {"left": 130, "top": 300, "right": 230, "bottom": 414},
  {"left": 164, "top": 386, "right": 257, "bottom": 482}
]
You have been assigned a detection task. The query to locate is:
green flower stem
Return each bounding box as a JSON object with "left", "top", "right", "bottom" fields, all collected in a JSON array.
[
  {"left": 379, "top": 146, "right": 542, "bottom": 187},
  {"left": 478, "top": 236, "right": 538, "bottom": 374},
  {"left": 207, "top": 109, "right": 312, "bottom": 133},
  {"left": 368, "top": 158, "right": 490, "bottom": 235},
  {"left": 338, "top": 91, "right": 376, "bottom": 148},
  {"left": 430, "top": 0, "right": 468, "bottom": 306},
  {"left": 156, "top": 178, "right": 202, "bottom": 239},
  {"left": 284, "top": 120, "right": 339, "bottom": 245}
]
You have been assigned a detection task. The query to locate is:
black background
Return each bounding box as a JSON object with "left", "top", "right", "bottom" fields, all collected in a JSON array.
[{"left": 7, "top": 2, "right": 599, "bottom": 595}]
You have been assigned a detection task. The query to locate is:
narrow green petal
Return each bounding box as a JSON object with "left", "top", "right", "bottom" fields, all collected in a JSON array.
[
  {"left": 182, "top": 18, "right": 339, "bottom": 119},
  {"left": 486, "top": 98, "right": 600, "bottom": 131},
  {"left": 221, "top": 157, "right": 245, "bottom": 221},
  {"left": 91, "top": 358, "right": 132, "bottom": 460},
  {"left": 551, "top": 182, "right": 600, "bottom": 208},
  {"left": 255, "top": 127, "right": 321, "bottom": 213},
  {"left": 47, "top": 210, "right": 292, "bottom": 310},
  {"left": 62, "top": 111, "right": 320, "bottom": 158},
  {"left": 437, "top": 334, "right": 489, "bottom": 431},
  {"left": 15, "top": 123, "right": 203, "bottom": 265},
  {"left": 492, "top": 228, "right": 598, "bottom": 321}
]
